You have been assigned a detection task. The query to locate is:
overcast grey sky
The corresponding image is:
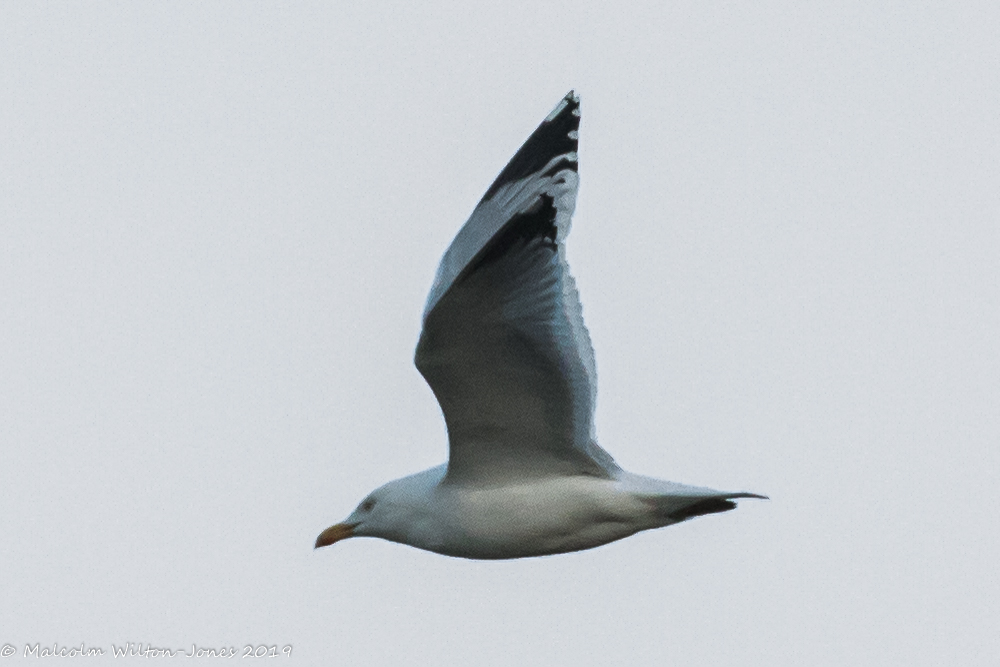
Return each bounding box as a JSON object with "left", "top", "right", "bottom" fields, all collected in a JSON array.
[{"left": 2, "top": 2, "right": 998, "bottom": 665}]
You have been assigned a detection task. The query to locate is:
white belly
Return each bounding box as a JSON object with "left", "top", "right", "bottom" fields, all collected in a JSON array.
[{"left": 418, "top": 476, "right": 656, "bottom": 559}]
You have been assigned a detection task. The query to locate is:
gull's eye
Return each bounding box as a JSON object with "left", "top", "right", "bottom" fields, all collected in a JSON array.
[{"left": 361, "top": 498, "right": 376, "bottom": 512}]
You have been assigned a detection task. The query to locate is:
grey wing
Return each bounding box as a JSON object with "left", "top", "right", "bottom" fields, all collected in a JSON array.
[{"left": 415, "top": 92, "right": 619, "bottom": 485}]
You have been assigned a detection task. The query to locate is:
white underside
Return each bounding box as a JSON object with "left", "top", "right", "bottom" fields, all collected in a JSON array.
[{"left": 358, "top": 465, "right": 738, "bottom": 559}]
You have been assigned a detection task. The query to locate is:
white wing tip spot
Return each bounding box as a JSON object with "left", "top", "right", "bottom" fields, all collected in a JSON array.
[{"left": 546, "top": 98, "right": 570, "bottom": 122}]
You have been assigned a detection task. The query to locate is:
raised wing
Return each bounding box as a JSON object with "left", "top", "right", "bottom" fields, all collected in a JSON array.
[{"left": 415, "top": 92, "right": 619, "bottom": 485}]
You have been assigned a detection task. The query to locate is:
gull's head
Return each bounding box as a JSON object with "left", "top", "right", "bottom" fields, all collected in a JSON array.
[
  {"left": 315, "top": 466, "right": 445, "bottom": 550},
  {"left": 314, "top": 469, "right": 439, "bottom": 550},
  {"left": 314, "top": 489, "right": 383, "bottom": 549}
]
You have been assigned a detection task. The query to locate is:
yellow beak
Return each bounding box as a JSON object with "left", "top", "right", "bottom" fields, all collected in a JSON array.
[{"left": 314, "top": 523, "right": 357, "bottom": 549}]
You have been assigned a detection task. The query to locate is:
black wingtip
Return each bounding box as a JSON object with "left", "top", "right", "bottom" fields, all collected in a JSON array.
[
  {"left": 667, "top": 493, "right": 768, "bottom": 522},
  {"left": 481, "top": 91, "right": 581, "bottom": 202},
  {"left": 669, "top": 498, "right": 738, "bottom": 521},
  {"left": 546, "top": 90, "right": 580, "bottom": 121}
]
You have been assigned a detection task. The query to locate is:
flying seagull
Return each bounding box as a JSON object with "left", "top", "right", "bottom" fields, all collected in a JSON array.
[{"left": 316, "top": 91, "right": 765, "bottom": 559}]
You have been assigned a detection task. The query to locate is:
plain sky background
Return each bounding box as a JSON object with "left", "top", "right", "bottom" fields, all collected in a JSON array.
[{"left": 2, "top": 2, "right": 998, "bottom": 665}]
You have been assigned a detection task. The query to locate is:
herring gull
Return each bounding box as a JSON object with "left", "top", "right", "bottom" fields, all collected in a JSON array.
[{"left": 315, "top": 91, "right": 765, "bottom": 559}]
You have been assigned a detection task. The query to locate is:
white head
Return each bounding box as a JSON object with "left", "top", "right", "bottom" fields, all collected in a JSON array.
[{"left": 314, "top": 465, "right": 446, "bottom": 550}]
